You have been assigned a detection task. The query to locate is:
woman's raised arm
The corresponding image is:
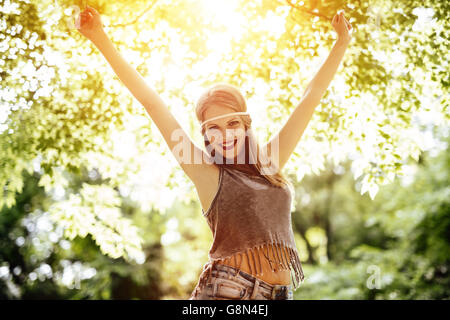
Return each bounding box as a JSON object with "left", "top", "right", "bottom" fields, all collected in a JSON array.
[
  {"left": 76, "top": 6, "right": 213, "bottom": 184},
  {"left": 263, "top": 10, "right": 353, "bottom": 171}
]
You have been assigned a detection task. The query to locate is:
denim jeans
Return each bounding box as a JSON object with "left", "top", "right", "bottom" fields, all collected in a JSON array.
[{"left": 189, "top": 263, "right": 293, "bottom": 300}]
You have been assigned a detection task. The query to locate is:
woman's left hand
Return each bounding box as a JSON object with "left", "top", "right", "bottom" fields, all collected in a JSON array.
[{"left": 331, "top": 10, "right": 352, "bottom": 44}]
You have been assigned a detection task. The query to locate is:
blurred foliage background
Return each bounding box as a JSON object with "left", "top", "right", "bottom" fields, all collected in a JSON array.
[{"left": 0, "top": 0, "right": 448, "bottom": 299}]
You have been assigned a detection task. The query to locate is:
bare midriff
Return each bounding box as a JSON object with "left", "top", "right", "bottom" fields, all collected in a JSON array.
[{"left": 217, "top": 243, "right": 291, "bottom": 285}]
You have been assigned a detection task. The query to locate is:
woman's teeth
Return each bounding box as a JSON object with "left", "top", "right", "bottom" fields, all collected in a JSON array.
[{"left": 221, "top": 139, "right": 237, "bottom": 150}]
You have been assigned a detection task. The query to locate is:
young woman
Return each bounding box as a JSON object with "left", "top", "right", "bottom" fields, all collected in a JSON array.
[{"left": 77, "top": 6, "right": 352, "bottom": 300}]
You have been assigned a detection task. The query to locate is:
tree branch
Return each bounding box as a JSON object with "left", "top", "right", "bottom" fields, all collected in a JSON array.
[
  {"left": 108, "top": 0, "right": 159, "bottom": 28},
  {"left": 284, "top": 0, "right": 333, "bottom": 22}
]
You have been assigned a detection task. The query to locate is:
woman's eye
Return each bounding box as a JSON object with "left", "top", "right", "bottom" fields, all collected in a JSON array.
[{"left": 230, "top": 121, "right": 239, "bottom": 126}]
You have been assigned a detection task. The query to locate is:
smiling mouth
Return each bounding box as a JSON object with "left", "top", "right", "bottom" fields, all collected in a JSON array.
[{"left": 220, "top": 139, "right": 237, "bottom": 151}]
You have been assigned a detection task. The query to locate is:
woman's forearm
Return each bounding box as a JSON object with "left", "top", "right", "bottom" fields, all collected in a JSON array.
[
  {"left": 303, "top": 38, "right": 349, "bottom": 97},
  {"left": 92, "top": 30, "right": 163, "bottom": 112}
]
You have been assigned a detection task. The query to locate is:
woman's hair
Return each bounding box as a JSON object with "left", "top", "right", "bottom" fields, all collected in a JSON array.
[{"left": 195, "top": 82, "right": 293, "bottom": 190}]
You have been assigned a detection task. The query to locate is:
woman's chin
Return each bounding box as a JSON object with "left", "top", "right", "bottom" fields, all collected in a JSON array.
[
  {"left": 217, "top": 152, "right": 235, "bottom": 160},
  {"left": 215, "top": 147, "right": 245, "bottom": 162}
]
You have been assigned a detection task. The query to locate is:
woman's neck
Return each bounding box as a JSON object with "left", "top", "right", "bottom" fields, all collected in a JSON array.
[{"left": 223, "top": 162, "right": 260, "bottom": 176}]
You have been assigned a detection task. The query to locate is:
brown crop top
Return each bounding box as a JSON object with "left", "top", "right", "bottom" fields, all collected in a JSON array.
[{"left": 200, "top": 164, "right": 305, "bottom": 289}]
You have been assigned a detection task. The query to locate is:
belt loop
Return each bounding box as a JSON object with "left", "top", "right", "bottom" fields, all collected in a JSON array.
[
  {"left": 231, "top": 264, "right": 239, "bottom": 281},
  {"left": 213, "top": 281, "right": 218, "bottom": 297},
  {"left": 271, "top": 286, "right": 276, "bottom": 300},
  {"left": 250, "top": 279, "right": 259, "bottom": 300},
  {"left": 271, "top": 285, "right": 282, "bottom": 300}
]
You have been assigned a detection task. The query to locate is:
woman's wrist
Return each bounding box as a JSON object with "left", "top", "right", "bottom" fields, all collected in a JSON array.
[
  {"left": 89, "top": 29, "right": 109, "bottom": 48},
  {"left": 336, "top": 36, "right": 351, "bottom": 47},
  {"left": 91, "top": 30, "right": 114, "bottom": 54}
]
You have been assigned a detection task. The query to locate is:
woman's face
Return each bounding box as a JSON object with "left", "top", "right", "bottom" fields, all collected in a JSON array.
[{"left": 203, "top": 105, "right": 247, "bottom": 162}]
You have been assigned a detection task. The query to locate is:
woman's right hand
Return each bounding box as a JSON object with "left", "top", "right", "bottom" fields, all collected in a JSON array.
[{"left": 76, "top": 5, "right": 104, "bottom": 43}]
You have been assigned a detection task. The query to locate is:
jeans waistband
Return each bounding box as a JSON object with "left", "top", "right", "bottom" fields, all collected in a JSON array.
[{"left": 210, "top": 263, "right": 292, "bottom": 300}]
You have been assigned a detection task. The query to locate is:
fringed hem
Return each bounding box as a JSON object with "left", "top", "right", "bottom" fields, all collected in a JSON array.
[{"left": 204, "top": 240, "right": 305, "bottom": 291}]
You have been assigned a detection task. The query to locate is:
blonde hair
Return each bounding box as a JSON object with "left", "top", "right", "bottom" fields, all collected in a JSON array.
[{"left": 195, "top": 82, "right": 293, "bottom": 190}]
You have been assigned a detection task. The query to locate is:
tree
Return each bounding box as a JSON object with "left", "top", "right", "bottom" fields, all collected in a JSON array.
[{"left": 1, "top": 0, "right": 448, "bottom": 298}]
